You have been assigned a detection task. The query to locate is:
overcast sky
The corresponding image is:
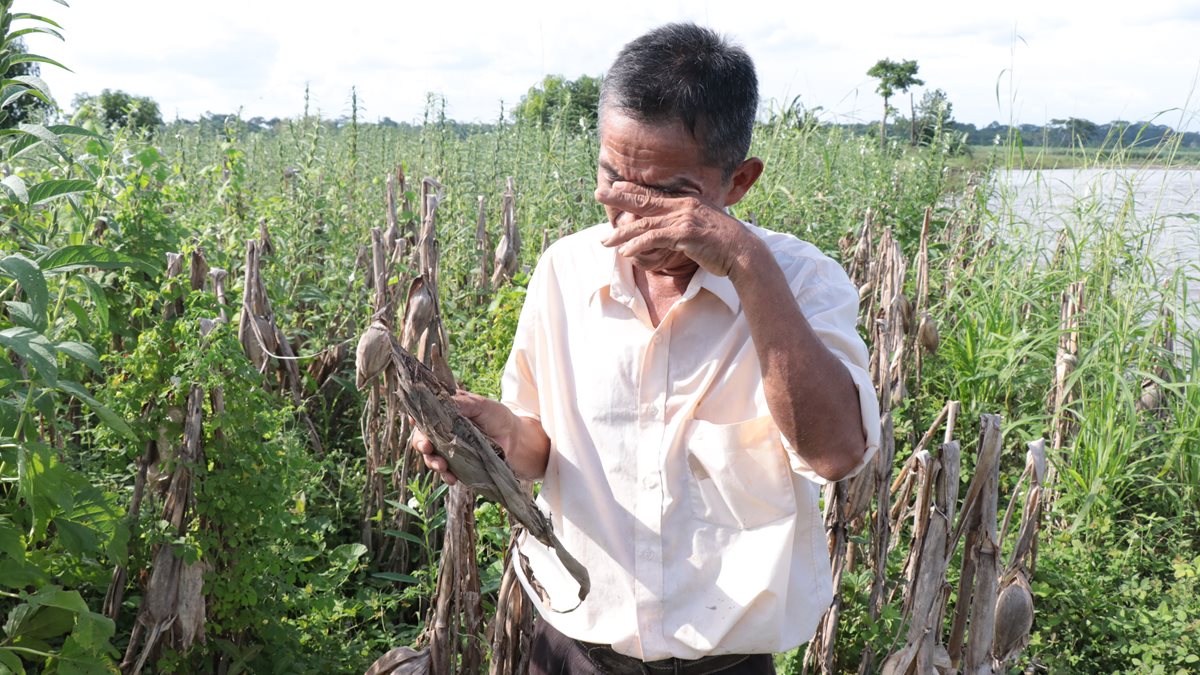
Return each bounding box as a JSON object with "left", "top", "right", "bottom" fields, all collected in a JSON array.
[{"left": 24, "top": 0, "right": 1200, "bottom": 130}]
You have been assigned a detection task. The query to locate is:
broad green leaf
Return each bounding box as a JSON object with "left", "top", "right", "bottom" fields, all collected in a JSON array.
[
  {"left": 27, "top": 586, "right": 89, "bottom": 614},
  {"left": 328, "top": 542, "right": 368, "bottom": 568},
  {"left": 68, "top": 611, "right": 115, "bottom": 653},
  {"left": 27, "top": 179, "right": 93, "bottom": 206},
  {"left": 30, "top": 388, "right": 56, "bottom": 420},
  {"left": 54, "top": 341, "right": 100, "bottom": 372},
  {"left": 0, "top": 327, "right": 57, "bottom": 386},
  {"left": 0, "top": 83, "right": 48, "bottom": 110},
  {"left": 3, "top": 302, "right": 38, "bottom": 329},
  {"left": 0, "top": 360, "right": 20, "bottom": 380},
  {"left": 46, "top": 124, "right": 104, "bottom": 140},
  {"left": 6, "top": 53, "right": 71, "bottom": 73},
  {"left": 0, "top": 518, "right": 23, "bottom": 561},
  {"left": 371, "top": 572, "right": 419, "bottom": 584},
  {"left": 7, "top": 26, "right": 64, "bottom": 42},
  {"left": 10, "top": 12, "right": 65, "bottom": 29},
  {"left": 8, "top": 75, "right": 52, "bottom": 102},
  {"left": 383, "top": 529, "right": 424, "bottom": 546},
  {"left": 134, "top": 146, "right": 161, "bottom": 168},
  {"left": 0, "top": 647, "right": 26, "bottom": 674},
  {"left": 39, "top": 245, "right": 158, "bottom": 277},
  {"left": 78, "top": 276, "right": 109, "bottom": 334},
  {"left": 385, "top": 498, "right": 421, "bottom": 518},
  {"left": 59, "top": 613, "right": 119, "bottom": 674},
  {"left": 16, "top": 442, "right": 59, "bottom": 542},
  {"left": 0, "top": 254, "right": 47, "bottom": 329},
  {"left": 1, "top": 174, "right": 28, "bottom": 203},
  {"left": 53, "top": 517, "right": 100, "bottom": 557},
  {"left": 5, "top": 604, "right": 74, "bottom": 642},
  {"left": 0, "top": 398, "right": 19, "bottom": 436},
  {"left": 63, "top": 298, "right": 91, "bottom": 333},
  {"left": 12, "top": 123, "right": 70, "bottom": 163},
  {"left": 57, "top": 381, "right": 133, "bottom": 438},
  {"left": 4, "top": 125, "right": 105, "bottom": 159},
  {"left": 0, "top": 558, "right": 46, "bottom": 589}
]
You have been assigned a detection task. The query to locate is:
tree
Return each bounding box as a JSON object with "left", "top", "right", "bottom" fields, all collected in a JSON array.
[
  {"left": 1049, "top": 117, "right": 1098, "bottom": 147},
  {"left": 71, "top": 89, "right": 162, "bottom": 131},
  {"left": 914, "top": 88, "right": 954, "bottom": 146},
  {"left": 513, "top": 74, "right": 602, "bottom": 130},
  {"left": 867, "top": 58, "right": 923, "bottom": 150}
]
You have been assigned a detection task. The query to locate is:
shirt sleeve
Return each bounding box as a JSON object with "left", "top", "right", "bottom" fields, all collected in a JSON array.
[
  {"left": 781, "top": 255, "right": 882, "bottom": 486},
  {"left": 500, "top": 259, "right": 547, "bottom": 423}
]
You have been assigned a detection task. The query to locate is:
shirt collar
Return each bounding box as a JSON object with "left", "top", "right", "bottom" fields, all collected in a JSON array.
[{"left": 587, "top": 240, "right": 741, "bottom": 314}]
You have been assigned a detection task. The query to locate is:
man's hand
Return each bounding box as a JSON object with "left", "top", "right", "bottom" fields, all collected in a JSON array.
[
  {"left": 595, "top": 181, "right": 760, "bottom": 278},
  {"left": 413, "top": 390, "right": 520, "bottom": 486}
]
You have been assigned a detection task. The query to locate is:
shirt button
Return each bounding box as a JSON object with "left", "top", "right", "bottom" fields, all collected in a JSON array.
[
  {"left": 652, "top": 334, "right": 663, "bottom": 345},
  {"left": 645, "top": 404, "right": 659, "bottom": 418},
  {"left": 642, "top": 476, "right": 658, "bottom": 490}
]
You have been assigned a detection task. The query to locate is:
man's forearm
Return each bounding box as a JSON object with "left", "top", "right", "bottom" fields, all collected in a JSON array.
[
  {"left": 507, "top": 413, "right": 552, "bottom": 481},
  {"left": 728, "top": 237, "right": 867, "bottom": 481}
]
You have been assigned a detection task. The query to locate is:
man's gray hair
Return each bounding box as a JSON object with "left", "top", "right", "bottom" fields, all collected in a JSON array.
[{"left": 600, "top": 23, "right": 758, "bottom": 177}]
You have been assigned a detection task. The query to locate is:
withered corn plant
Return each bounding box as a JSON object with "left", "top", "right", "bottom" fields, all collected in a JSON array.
[
  {"left": 805, "top": 197, "right": 1048, "bottom": 675},
  {"left": 359, "top": 172, "right": 588, "bottom": 674}
]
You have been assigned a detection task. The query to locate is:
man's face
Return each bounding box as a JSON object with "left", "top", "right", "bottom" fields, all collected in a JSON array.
[{"left": 596, "top": 111, "right": 734, "bottom": 274}]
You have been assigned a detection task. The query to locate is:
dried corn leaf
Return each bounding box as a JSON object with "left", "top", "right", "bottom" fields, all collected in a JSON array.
[
  {"left": 365, "top": 646, "right": 431, "bottom": 675},
  {"left": 381, "top": 337, "right": 590, "bottom": 610}
]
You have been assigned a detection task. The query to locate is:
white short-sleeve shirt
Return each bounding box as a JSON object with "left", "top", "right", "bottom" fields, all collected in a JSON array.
[{"left": 502, "top": 222, "right": 881, "bottom": 660}]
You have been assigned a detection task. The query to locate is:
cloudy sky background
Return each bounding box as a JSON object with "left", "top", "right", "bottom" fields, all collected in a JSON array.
[{"left": 24, "top": 0, "right": 1200, "bottom": 130}]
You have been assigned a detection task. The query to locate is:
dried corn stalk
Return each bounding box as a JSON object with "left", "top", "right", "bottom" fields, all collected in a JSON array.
[
  {"left": 363, "top": 176, "right": 499, "bottom": 674},
  {"left": 990, "top": 439, "right": 1047, "bottom": 670},
  {"left": 881, "top": 401, "right": 960, "bottom": 675},
  {"left": 237, "top": 237, "right": 324, "bottom": 454},
  {"left": 1049, "top": 281, "right": 1084, "bottom": 453},
  {"left": 807, "top": 225, "right": 907, "bottom": 675},
  {"left": 491, "top": 177, "right": 520, "bottom": 287},
  {"left": 856, "top": 229, "right": 907, "bottom": 675},
  {"left": 359, "top": 227, "right": 418, "bottom": 568},
  {"left": 947, "top": 414, "right": 1004, "bottom": 673},
  {"left": 488, "top": 526, "right": 534, "bottom": 675},
  {"left": 120, "top": 251, "right": 221, "bottom": 673},
  {"left": 475, "top": 195, "right": 491, "bottom": 294}
]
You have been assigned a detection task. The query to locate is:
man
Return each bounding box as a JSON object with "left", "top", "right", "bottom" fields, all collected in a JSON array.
[{"left": 418, "top": 22, "right": 880, "bottom": 674}]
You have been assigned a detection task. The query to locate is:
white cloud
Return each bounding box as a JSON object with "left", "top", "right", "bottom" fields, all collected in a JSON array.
[{"left": 19, "top": 0, "right": 1200, "bottom": 129}]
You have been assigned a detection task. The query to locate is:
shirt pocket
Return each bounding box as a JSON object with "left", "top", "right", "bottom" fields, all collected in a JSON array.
[{"left": 682, "top": 415, "right": 797, "bottom": 530}]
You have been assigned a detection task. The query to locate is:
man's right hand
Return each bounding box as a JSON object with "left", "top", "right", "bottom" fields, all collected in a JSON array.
[{"left": 412, "top": 390, "right": 521, "bottom": 485}]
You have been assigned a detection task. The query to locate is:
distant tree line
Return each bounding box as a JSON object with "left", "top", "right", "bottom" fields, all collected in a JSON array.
[{"left": 48, "top": 79, "right": 1200, "bottom": 153}]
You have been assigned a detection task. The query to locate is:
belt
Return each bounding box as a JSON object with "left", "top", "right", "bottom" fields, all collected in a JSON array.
[{"left": 579, "top": 640, "right": 752, "bottom": 675}]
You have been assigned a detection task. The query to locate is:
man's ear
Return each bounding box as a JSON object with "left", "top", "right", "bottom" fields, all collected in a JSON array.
[{"left": 722, "top": 157, "right": 765, "bottom": 207}]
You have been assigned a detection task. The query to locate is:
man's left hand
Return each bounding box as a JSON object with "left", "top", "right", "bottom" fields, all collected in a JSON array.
[{"left": 596, "top": 181, "right": 758, "bottom": 278}]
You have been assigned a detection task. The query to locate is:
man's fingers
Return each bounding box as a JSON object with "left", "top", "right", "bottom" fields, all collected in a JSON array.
[
  {"left": 413, "top": 430, "right": 459, "bottom": 485},
  {"left": 594, "top": 182, "right": 669, "bottom": 216},
  {"left": 618, "top": 228, "right": 679, "bottom": 258},
  {"left": 602, "top": 215, "right": 668, "bottom": 248},
  {"left": 452, "top": 391, "right": 482, "bottom": 418}
]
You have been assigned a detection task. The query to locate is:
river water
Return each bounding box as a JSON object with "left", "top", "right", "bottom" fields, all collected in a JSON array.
[{"left": 990, "top": 168, "right": 1199, "bottom": 333}]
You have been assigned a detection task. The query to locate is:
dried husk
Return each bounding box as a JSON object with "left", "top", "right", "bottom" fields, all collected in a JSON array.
[
  {"left": 992, "top": 571, "right": 1034, "bottom": 664},
  {"left": 356, "top": 321, "right": 393, "bottom": 389},
  {"left": 917, "top": 312, "right": 939, "bottom": 353},
  {"left": 365, "top": 646, "right": 431, "bottom": 675},
  {"left": 174, "top": 560, "right": 207, "bottom": 651}
]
